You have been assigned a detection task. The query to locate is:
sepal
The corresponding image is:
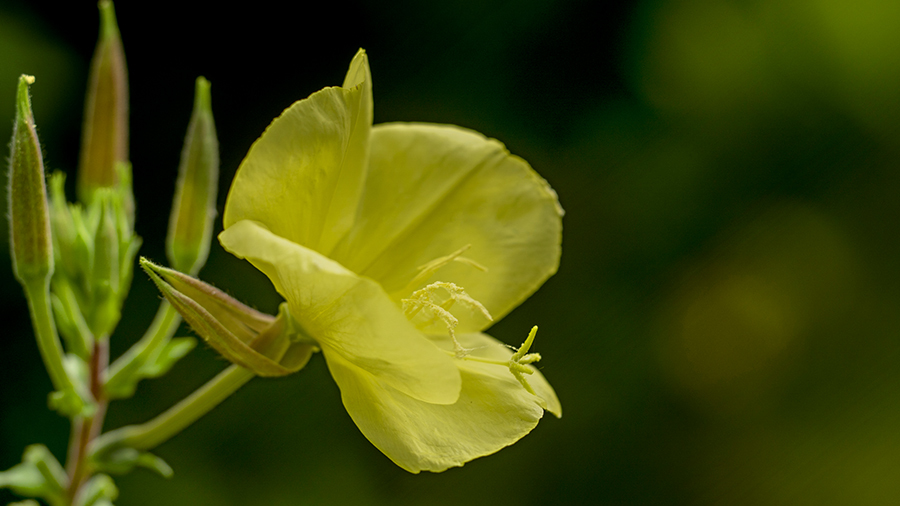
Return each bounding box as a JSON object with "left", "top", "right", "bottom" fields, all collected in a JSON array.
[{"left": 139, "top": 258, "right": 315, "bottom": 376}]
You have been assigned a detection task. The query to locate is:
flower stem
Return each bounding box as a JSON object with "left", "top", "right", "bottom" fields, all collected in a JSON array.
[
  {"left": 98, "top": 364, "right": 254, "bottom": 452},
  {"left": 22, "top": 278, "right": 81, "bottom": 407},
  {"left": 66, "top": 339, "right": 109, "bottom": 502},
  {"left": 105, "top": 300, "right": 181, "bottom": 394}
]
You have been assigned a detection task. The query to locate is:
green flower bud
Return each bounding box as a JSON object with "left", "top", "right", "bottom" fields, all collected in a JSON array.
[
  {"left": 8, "top": 82, "right": 92, "bottom": 418},
  {"left": 77, "top": 0, "right": 129, "bottom": 208},
  {"left": 80, "top": 188, "right": 141, "bottom": 339},
  {"left": 47, "top": 174, "right": 73, "bottom": 267},
  {"left": 8, "top": 75, "right": 53, "bottom": 284},
  {"left": 167, "top": 77, "right": 219, "bottom": 275},
  {"left": 90, "top": 193, "right": 121, "bottom": 336}
]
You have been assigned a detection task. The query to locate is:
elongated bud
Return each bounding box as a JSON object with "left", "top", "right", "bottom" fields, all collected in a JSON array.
[
  {"left": 167, "top": 77, "right": 219, "bottom": 275},
  {"left": 77, "top": 0, "right": 128, "bottom": 205},
  {"left": 140, "top": 258, "right": 314, "bottom": 375},
  {"left": 90, "top": 194, "right": 121, "bottom": 336},
  {"left": 8, "top": 75, "right": 54, "bottom": 284}
]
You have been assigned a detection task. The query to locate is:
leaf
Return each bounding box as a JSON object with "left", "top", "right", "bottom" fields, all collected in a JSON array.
[
  {"left": 103, "top": 337, "right": 196, "bottom": 399},
  {"left": 0, "top": 445, "right": 66, "bottom": 506},
  {"left": 91, "top": 447, "right": 173, "bottom": 479},
  {"left": 72, "top": 474, "right": 118, "bottom": 506}
]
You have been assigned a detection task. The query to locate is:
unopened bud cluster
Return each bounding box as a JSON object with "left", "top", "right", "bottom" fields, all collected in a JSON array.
[{"left": 49, "top": 171, "right": 141, "bottom": 347}]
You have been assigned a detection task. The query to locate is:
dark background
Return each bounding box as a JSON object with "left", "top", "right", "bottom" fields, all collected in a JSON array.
[{"left": 3, "top": 0, "right": 900, "bottom": 504}]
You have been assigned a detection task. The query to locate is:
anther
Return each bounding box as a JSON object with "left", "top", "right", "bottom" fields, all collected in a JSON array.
[
  {"left": 403, "top": 244, "right": 487, "bottom": 292},
  {"left": 401, "top": 281, "right": 492, "bottom": 358}
]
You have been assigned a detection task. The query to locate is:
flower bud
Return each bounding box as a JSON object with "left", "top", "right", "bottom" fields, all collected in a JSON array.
[
  {"left": 47, "top": 173, "right": 78, "bottom": 279},
  {"left": 140, "top": 258, "right": 314, "bottom": 376},
  {"left": 77, "top": 0, "right": 129, "bottom": 207},
  {"left": 89, "top": 193, "right": 121, "bottom": 336},
  {"left": 8, "top": 75, "right": 53, "bottom": 284},
  {"left": 167, "top": 77, "right": 219, "bottom": 275}
]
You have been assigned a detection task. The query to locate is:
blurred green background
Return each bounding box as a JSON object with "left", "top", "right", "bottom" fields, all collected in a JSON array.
[{"left": 3, "top": 0, "right": 900, "bottom": 504}]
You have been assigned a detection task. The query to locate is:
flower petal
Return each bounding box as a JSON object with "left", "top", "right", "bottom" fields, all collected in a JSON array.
[
  {"left": 323, "top": 331, "right": 559, "bottom": 473},
  {"left": 222, "top": 49, "right": 372, "bottom": 257},
  {"left": 330, "top": 123, "right": 563, "bottom": 333},
  {"left": 219, "top": 220, "right": 460, "bottom": 404}
]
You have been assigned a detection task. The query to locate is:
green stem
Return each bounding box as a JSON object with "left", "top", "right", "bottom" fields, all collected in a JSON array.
[
  {"left": 105, "top": 300, "right": 180, "bottom": 393},
  {"left": 65, "top": 337, "right": 110, "bottom": 503},
  {"left": 98, "top": 364, "right": 253, "bottom": 452},
  {"left": 23, "top": 278, "right": 81, "bottom": 402}
]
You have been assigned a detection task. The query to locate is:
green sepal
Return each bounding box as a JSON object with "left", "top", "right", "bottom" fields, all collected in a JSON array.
[
  {"left": 104, "top": 336, "right": 196, "bottom": 399},
  {"left": 72, "top": 474, "right": 118, "bottom": 506},
  {"left": 0, "top": 445, "right": 67, "bottom": 506},
  {"left": 140, "top": 258, "right": 315, "bottom": 376},
  {"left": 90, "top": 446, "right": 173, "bottom": 479}
]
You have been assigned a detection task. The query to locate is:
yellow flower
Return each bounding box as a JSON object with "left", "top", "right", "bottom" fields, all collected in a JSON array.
[{"left": 218, "top": 49, "right": 563, "bottom": 473}]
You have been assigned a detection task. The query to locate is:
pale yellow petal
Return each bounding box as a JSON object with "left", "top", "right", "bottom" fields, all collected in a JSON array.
[
  {"left": 323, "top": 331, "right": 559, "bottom": 473},
  {"left": 329, "top": 123, "right": 563, "bottom": 334},
  {"left": 222, "top": 50, "right": 372, "bottom": 256},
  {"left": 219, "top": 220, "right": 460, "bottom": 404}
]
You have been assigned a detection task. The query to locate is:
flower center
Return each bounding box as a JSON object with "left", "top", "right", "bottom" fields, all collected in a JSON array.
[
  {"left": 402, "top": 281, "right": 493, "bottom": 358},
  {"left": 399, "top": 245, "right": 492, "bottom": 357},
  {"left": 399, "top": 247, "right": 546, "bottom": 395}
]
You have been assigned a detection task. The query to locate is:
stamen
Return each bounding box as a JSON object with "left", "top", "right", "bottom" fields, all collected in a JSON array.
[
  {"left": 399, "top": 246, "right": 495, "bottom": 359},
  {"left": 430, "top": 282, "right": 493, "bottom": 322},
  {"left": 401, "top": 281, "right": 493, "bottom": 358},
  {"left": 404, "top": 244, "right": 488, "bottom": 292}
]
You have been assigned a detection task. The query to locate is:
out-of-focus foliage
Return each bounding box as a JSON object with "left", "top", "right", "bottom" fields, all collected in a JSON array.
[{"left": 3, "top": 0, "right": 900, "bottom": 504}]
